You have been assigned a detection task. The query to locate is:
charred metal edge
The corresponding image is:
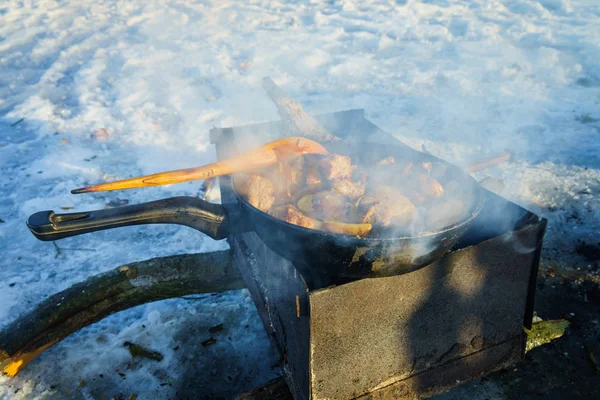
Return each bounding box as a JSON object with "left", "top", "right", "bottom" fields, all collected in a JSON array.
[
  {"left": 523, "top": 217, "right": 548, "bottom": 331},
  {"left": 209, "top": 109, "right": 366, "bottom": 144}
]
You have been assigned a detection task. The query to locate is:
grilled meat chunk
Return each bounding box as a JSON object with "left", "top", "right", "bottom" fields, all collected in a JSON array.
[
  {"left": 372, "top": 162, "right": 444, "bottom": 203},
  {"left": 269, "top": 204, "right": 320, "bottom": 229},
  {"left": 360, "top": 186, "right": 417, "bottom": 228},
  {"left": 331, "top": 178, "right": 366, "bottom": 198},
  {"left": 305, "top": 155, "right": 324, "bottom": 186},
  {"left": 287, "top": 155, "right": 305, "bottom": 185},
  {"left": 319, "top": 154, "right": 355, "bottom": 180},
  {"left": 239, "top": 173, "right": 275, "bottom": 212},
  {"left": 236, "top": 150, "right": 453, "bottom": 235},
  {"left": 265, "top": 156, "right": 305, "bottom": 201},
  {"left": 312, "top": 190, "right": 352, "bottom": 220},
  {"left": 359, "top": 204, "right": 378, "bottom": 224},
  {"left": 270, "top": 204, "right": 372, "bottom": 235},
  {"left": 419, "top": 174, "right": 444, "bottom": 198},
  {"left": 322, "top": 221, "right": 372, "bottom": 236},
  {"left": 398, "top": 162, "right": 444, "bottom": 199},
  {"left": 376, "top": 156, "right": 395, "bottom": 166},
  {"left": 297, "top": 190, "right": 351, "bottom": 220},
  {"left": 282, "top": 156, "right": 305, "bottom": 198}
]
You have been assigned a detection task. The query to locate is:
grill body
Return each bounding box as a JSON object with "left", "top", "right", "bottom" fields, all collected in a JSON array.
[{"left": 211, "top": 110, "right": 545, "bottom": 400}]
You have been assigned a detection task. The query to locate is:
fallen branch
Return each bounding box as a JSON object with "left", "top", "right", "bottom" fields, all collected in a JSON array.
[
  {"left": 0, "top": 250, "right": 245, "bottom": 377},
  {"left": 124, "top": 341, "right": 164, "bottom": 362},
  {"left": 261, "top": 77, "right": 340, "bottom": 143},
  {"left": 466, "top": 151, "right": 512, "bottom": 173}
]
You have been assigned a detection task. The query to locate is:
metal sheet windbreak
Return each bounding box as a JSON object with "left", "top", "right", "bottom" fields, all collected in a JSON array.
[
  {"left": 212, "top": 110, "right": 546, "bottom": 400},
  {"left": 309, "top": 222, "right": 542, "bottom": 399}
]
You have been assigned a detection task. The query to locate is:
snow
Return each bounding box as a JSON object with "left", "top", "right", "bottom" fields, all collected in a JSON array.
[{"left": 1, "top": 0, "right": 599, "bottom": 398}]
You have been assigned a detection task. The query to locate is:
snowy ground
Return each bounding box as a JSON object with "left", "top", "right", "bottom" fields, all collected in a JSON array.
[{"left": 1, "top": 0, "right": 599, "bottom": 399}]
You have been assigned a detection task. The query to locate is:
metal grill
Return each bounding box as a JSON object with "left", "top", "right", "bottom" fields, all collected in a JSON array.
[{"left": 211, "top": 109, "right": 546, "bottom": 400}]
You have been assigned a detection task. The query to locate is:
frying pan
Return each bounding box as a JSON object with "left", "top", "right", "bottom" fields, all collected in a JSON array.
[{"left": 27, "top": 142, "right": 484, "bottom": 288}]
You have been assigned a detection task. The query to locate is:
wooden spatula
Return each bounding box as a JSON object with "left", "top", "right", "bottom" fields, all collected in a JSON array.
[{"left": 72, "top": 137, "right": 328, "bottom": 194}]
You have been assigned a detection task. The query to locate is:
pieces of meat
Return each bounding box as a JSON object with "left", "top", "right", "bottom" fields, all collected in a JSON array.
[
  {"left": 360, "top": 186, "right": 417, "bottom": 228},
  {"left": 319, "top": 154, "right": 355, "bottom": 180},
  {"left": 360, "top": 204, "right": 378, "bottom": 224},
  {"left": 322, "top": 221, "right": 372, "bottom": 236},
  {"left": 312, "top": 190, "right": 352, "bottom": 220},
  {"left": 400, "top": 161, "right": 436, "bottom": 179},
  {"left": 419, "top": 174, "right": 444, "bottom": 198},
  {"left": 304, "top": 155, "right": 324, "bottom": 186},
  {"left": 331, "top": 178, "right": 366, "bottom": 198},
  {"left": 239, "top": 173, "right": 275, "bottom": 212},
  {"left": 265, "top": 156, "right": 305, "bottom": 201},
  {"left": 396, "top": 160, "right": 445, "bottom": 199},
  {"left": 287, "top": 155, "right": 305, "bottom": 187},
  {"left": 236, "top": 151, "right": 448, "bottom": 237},
  {"left": 402, "top": 163, "right": 414, "bottom": 176},
  {"left": 306, "top": 165, "right": 322, "bottom": 186},
  {"left": 296, "top": 190, "right": 351, "bottom": 220},
  {"left": 389, "top": 165, "right": 445, "bottom": 202},
  {"left": 329, "top": 166, "right": 367, "bottom": 199},
  {"left": 376, "top": 156, "right": 395, "bottom": 166},
  {"left": 269, "top": 204, "right": 372, "bottom": 235},
  {"left": 269, "top": 204, "right": 320, "bottom": 230},
  {"left": 282, "top": 157, "right": 304, "bottom": 198},
  {"left": 421, "top": 162, "right": 432, "bottom": 174}
]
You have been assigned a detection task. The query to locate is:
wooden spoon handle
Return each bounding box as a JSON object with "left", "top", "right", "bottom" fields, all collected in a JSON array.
[
  {"left": 72, "top": 137, "right": 327, "bottom": 194},
  {"left": 72, "top": 153, "right": 276, "bottom": 194}
]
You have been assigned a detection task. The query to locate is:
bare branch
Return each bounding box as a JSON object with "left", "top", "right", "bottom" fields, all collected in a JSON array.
[{"left": 0, "top": 250, "right": 244, "bottom": 377}]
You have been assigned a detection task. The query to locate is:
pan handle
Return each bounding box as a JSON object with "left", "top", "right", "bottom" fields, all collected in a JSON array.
[{"left": 27, "top": 196, "right": 233, "bottom": 242}]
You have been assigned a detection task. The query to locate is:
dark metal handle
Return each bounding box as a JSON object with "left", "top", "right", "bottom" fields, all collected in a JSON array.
[{"left": 27, "top": 196, "right": 230, "bottom": 241}]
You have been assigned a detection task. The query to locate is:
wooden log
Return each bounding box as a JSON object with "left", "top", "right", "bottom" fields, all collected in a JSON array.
[
  {"left": 261, "top": 77, "right": 341, "bottom": 143},
  {"left": 0, "top": 250, "right": 245, "bottom": 377}
]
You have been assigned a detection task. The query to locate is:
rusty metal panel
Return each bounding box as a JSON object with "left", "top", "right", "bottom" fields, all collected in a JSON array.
[{"left": 309, "top": 221, "right": 542, "bottom": 400}]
